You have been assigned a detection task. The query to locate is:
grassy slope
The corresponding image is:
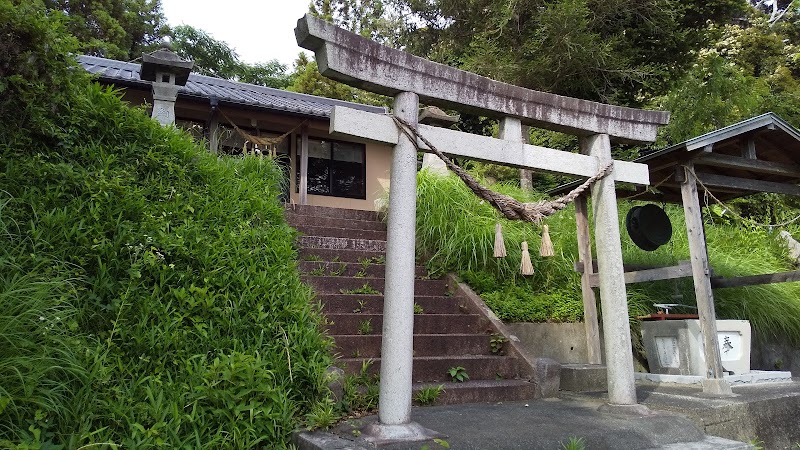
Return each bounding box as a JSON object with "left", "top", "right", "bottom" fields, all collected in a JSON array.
[
  {"left": 415, "top": 170, "right": 800, "bottom": 345},
  {"left": 0, "top": 81, "right": 331, "bottom": 448}
]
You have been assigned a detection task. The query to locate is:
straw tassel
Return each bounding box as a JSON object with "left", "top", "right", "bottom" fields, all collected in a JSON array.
[
  {"left": 539, "top": 224, "right": 554, "bottom": 257},
  {"left": 493, "top": 222, "right": 507, "bottom": 258},
  {"left": 520, "top": 241, "right": 534, "bottom": 275}
]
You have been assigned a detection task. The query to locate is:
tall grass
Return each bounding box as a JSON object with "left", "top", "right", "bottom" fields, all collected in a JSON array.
[
  {"left": 0, "top": 198, "right": 90, "bottom": 446},
  {"left": 415, "top": 170, "right": 584, "bottom": 322},
  {"left": 413, "top": 170, "right": 800, "bottom": 344},
  {"left": 415, "top": 170, "right": 579, "bottom": 281}
]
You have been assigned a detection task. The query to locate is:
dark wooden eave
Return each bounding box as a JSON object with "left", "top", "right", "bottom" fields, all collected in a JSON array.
[{"left": 550, "top": 112, "right": 800, "bottom": 203}]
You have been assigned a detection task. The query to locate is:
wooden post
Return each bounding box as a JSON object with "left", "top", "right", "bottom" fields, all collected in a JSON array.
[
  {"left": 679, "top": 163, "right": 733, "bottom": 395},
  {"left": 208, "top": 117, "right": 220, "bottom": 154},
  {"left": 575, "top": 193, "right": 602, "bottom": 364},
  {"left": 744, "top": 139, "right": 757, "bottom": 159},
  {"left": 299, "top": 125, "right": 309, "bottom": 206}
]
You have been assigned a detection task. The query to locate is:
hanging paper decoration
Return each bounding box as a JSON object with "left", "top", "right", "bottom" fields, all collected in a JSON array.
[
  {"left": 520, "top": 241, "right": 534, "bottom": 275},
  {"left": 494, "top": 222, "right": 507, "bottom": 258},
  {"left": 539, "top": 224, "right": 554, "bottom": 257}
]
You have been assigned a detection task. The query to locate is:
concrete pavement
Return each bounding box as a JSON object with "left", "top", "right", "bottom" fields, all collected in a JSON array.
[{"left": 294, "top": 379, "right": 800, "bottom": 449}]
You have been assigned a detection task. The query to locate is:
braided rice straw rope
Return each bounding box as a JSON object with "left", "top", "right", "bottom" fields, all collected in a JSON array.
[{"left": 391, "top": 115, "right": 613, "bottom": 224}]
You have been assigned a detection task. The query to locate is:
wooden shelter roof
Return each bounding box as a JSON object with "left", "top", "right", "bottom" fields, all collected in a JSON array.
[{"left": 551, "top": 113, "right": 800, "bottom": 203}]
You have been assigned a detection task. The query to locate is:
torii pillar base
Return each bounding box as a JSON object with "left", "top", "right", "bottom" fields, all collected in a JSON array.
[{"left": 362, "top": 422, "right": 447, "bottom": 447}]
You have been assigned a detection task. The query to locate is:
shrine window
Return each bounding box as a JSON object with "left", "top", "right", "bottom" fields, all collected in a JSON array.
[{"left": 297, "top": 137, "right": 366, "bottom": 199}]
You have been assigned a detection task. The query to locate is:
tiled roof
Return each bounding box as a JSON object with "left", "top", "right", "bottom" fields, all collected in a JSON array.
[{"left": 77, "top": 55, "right": 387, "bottom": 118}]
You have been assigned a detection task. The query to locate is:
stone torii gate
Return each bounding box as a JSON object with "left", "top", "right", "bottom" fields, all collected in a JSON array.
[{"left": 295, "top": 14, "right": 670, "bottom": 443}]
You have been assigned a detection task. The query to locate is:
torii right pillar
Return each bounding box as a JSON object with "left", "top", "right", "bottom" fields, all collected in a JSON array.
[{"left": 583, "top": 135, "right": 647, "bottom": 411}]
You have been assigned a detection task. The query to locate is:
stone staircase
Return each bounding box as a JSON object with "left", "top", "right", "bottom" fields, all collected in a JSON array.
[{"left": 286, "top": 204, "right": 537, "bottom": 405}]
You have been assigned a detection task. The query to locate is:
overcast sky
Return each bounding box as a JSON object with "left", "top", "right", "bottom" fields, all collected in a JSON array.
[{"left": 160, "top": 0, "right": 312, "bottom": 68}]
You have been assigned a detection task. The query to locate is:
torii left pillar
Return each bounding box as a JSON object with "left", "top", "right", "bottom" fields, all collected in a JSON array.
[{"left": 363, "top": 92, "right": 443, "bottom": 444}]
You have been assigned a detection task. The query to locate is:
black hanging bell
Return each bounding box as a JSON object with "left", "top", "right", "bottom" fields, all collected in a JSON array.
[{"left": 626, "top": 204, "right": 672, "bottom": 251}]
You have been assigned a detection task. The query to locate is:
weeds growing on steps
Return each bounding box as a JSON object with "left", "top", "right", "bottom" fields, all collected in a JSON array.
[{"left": 414, "top": 385, "right": 444, "bottom": 405}]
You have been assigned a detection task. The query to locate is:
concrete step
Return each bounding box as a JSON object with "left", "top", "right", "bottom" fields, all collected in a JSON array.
[
  {"left": 295, "top": 225, "right": 388, "bottom": 241},
  {"left": 300, "top": 248, "right": 385, "bottom": 263},
  {"left": 298, "top": 235, "right": 386, "bottom": 252},
  {"left": 560, "top": 364, "right": 608, "bottom": 392},
  {"left": 333, "top": 334, "right": 494, "bottom": 358},
  {"left": 413, "top": 379, "right": 536, "bottom": 405},
  {"left": 337, "top": 355, "right": 526, "bottom": 382},
  {"left": 286, "top": 213, "right": 386, "bottom": 231},
  {"left": 319, "top": 294, "right": 465, "bottom": 315},
  {"left": 299, "top": 261, "right": 428, "bottom": 278},
  {"left": 304, "top": 276, "right": 451, "bottom": 296},
  {"left": 323, "top": 313, "right": 486, "bottom": 335},
  {"left": 285, "top": 204, "right": 380, "bottom": 222}
]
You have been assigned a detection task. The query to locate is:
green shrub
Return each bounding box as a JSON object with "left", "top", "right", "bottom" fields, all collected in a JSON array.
[
  {"left": 459, "top": 270, "right": 499, "bottom": 293},
  {"left": 0, "top": 5, "right": 333, "bottom": 444},
  {"left": 482, "top": 287, "right": 582, "bottom": 323},
  {"left": 0, "top": 0, "right": 85, "bottom": 148}
]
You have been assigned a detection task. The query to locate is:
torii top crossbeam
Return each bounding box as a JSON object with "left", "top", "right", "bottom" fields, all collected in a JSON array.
[{"left": 295, "top": 14, "right": 669, "bottom": 143}]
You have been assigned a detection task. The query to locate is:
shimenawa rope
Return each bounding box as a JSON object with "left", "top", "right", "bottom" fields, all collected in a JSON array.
[
  {"left": 391, "top": 115, "right": 613, "bottom": 224},
  {"left": 219, "top": 109, "right": 308, "bottom": 154}
]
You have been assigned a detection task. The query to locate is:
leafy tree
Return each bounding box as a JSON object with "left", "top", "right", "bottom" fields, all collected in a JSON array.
[
  {"left": 0, "top": 0, "right": 85, "bottom": 146},
  {"left": 170, "top": 24, "right": 243, "bottom": 79},
  {"left": 657, "top": 8, "right": 800, "bottom": 144},
  {"left": 383, "top": 0, "right": 750, "bottom": 104},
  {"left": 658, "top": 49, "right": 768, "bottom": 143},
  {"left": 750, "top": 0, "right": 796, "bottom": 25},
  {"left": 287, "top": 53, "right": 387, "bottom": 105},
  {"left": 310, "top": 0, "right": 403, "bottom": 45},
  {"left": 170, "top": 24, "right": 291, "bottom": 89},
  {"left": 238, "top": 61, "right": 292, "bottom": 89},
  {"left": 42, "top": 0, "right": 166, "bottom": 60}
]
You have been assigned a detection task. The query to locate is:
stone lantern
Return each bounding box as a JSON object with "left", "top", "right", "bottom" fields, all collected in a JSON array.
[{"left": 140, "top": 43, "right": 193, "bottom": 126}]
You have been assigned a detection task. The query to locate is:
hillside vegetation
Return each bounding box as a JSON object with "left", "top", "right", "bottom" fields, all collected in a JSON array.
[
  {"left": 0, "top": 1, "right": 330, "bottom": 448},
  {"left": 415, "top": 170, "right": 800, "bottom": 348}
]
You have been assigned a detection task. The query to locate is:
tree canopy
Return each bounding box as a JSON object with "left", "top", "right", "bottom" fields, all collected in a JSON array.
[
  {"left": 38, "top": 1, "right": 293, "bottom": 89},
  {"left": 166, "top": 25, "right": 293, "bottom": 89},
  {"left": 657, "top": 8, "right": 800, "bottom": 143},
  {"left": 167, "top": 25, "right": 289, "bottom": 89},
  {"left": 311, "top": 1, "right": 800, "bottom": 143},
  {"left": 43, "top": 0, "right": 166, "bottom": 60}
]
